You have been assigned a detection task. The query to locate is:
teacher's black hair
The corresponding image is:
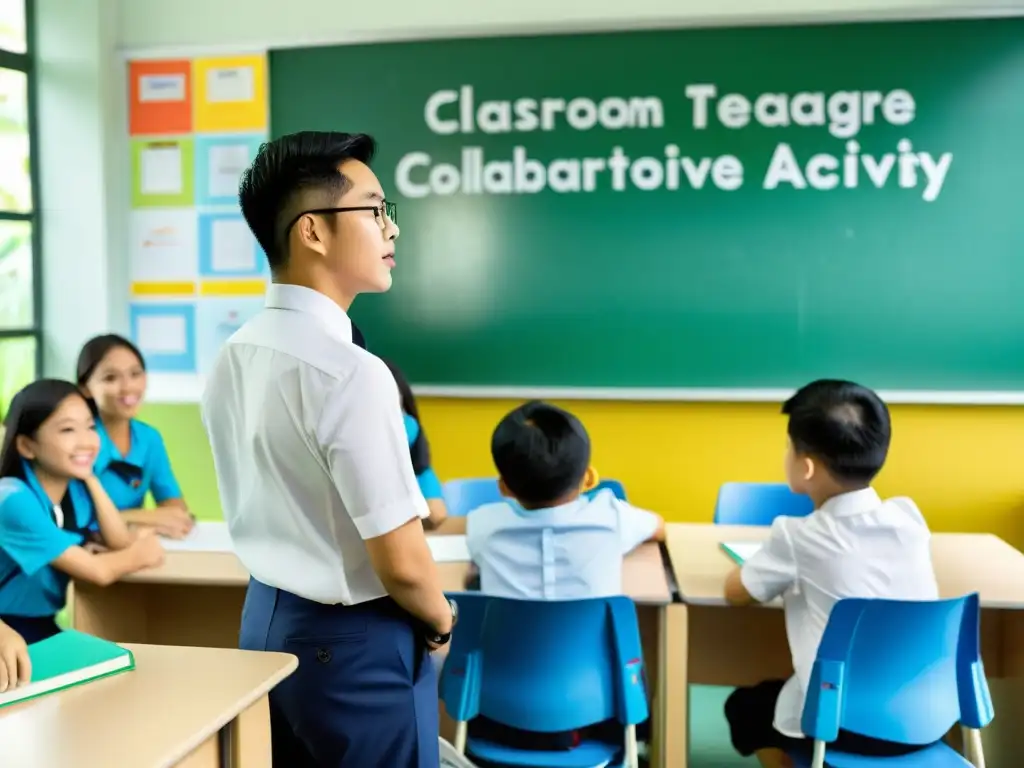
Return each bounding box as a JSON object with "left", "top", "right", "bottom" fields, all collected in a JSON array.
[
  {"left": 0, "top": 379, "right": 90, "bottom": 482},
  {"left": 491, "top": 400, "right": 591, "bottom": 509},
  {"left": 380, "top": 358, "right": 430, "bottom": 475},
  {"left": 782, "top": 379, "right": 891, "bottom": 485},
  {"left": 238, "top": 131, "right": 377, "bottom": 272}
]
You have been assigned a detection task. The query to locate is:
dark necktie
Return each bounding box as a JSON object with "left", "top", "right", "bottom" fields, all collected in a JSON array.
[{"left": 352, "top": 322, "right": 367, "bottom": 350}]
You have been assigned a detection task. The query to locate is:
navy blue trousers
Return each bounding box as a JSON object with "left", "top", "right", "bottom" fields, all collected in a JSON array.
[{"left": 240, "top": 578, "right": 440, "bottom": 767}]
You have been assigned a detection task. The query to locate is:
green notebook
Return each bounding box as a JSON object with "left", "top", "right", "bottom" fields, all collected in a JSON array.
[
  {"left": 0, "top": 630, "right": 135, "bottom": 709},
  {"left": 720, "top": 541, "right": 762, "bottom": 565}
]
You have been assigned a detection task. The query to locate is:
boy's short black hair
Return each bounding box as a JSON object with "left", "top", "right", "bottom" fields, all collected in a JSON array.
[
  {"left": 782, "top": 379, "right": 891, "bottom": 485},
  {"left": 491, "top": 400, "right": 591, "bottom": 508}
]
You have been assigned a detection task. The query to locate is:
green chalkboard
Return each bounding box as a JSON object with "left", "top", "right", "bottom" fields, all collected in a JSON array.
[{"left": 270, "top": 18, "right": 1024, "bottom": 397}]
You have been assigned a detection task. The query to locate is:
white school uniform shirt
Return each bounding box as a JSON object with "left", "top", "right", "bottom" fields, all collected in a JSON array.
[
  {"left": 740, "top": 487, "right": 939, "bottom": 738},
  {"left": 465, "top": 489, "right": 661, "bottom": 600},
  {"left": 200, "top": 284, "right": 429, "bottom": 605}
]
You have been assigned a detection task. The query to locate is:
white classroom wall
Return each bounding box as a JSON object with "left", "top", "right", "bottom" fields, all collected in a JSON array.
[{"left": 33, "top": 0, "right": 1024, "bottom": 375}]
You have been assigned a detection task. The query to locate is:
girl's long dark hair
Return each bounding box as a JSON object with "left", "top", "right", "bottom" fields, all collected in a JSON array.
[
  {"left": 76, "top": 334, "right": 146, "bottom": 385},
  {"left": 380, "top": 358, "right": 431, "bottom": 475},
  {"left": 0, "top": 379, "right": 87, "bottom": 481}
]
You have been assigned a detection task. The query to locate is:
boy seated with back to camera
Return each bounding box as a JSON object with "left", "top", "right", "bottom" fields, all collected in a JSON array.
[
  {"left": 723, "top": 379, "right": 940, "bottom": 768},
  {"left": 463, "top": 400, "right": 665, "bottom": 754}
]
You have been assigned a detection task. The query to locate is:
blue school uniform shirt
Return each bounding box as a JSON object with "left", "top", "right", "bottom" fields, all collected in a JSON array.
[
  {"left": 402, "top": 413, "right": 443, "bottom": 500},
  {"left": 0, "top": 462, "right": 97, "bottom": 617},
  {"left": 465, "top": 488, "right": 661, "bottom": 600},
  {"left": 94, "top": 419, "right": 181, "bottom": 510}
]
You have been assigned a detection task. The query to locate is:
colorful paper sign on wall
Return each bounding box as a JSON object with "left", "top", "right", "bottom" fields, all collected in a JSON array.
[
  {"left": 195, "top": 297, "right": 264, "bottom": 374},
  {"left": 130, "top": 209, "right": 199, "bottom": 282},
  {"left": 130, "top": 302, "right": 197, "bottom": 373},
  {"left": 131, "top": 138, "right": 196, "bottom": 207},
  {"left": 193, "top": 55, "right": 268, "bottom": 133},
  {"left": 194, "top": 134, "right": 264, "bottom": 206},
  {"left": 126, "top": 52, "right": 269, "bottom": 397},
  {"left": 129, "top": 59, "right": 193, "bottom": 135},
  {"left": 197, "top": 212, "right": 266, "bottom": 278}
]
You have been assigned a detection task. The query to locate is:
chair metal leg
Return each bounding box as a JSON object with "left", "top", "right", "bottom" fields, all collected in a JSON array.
[
  {"left": 810, "top": 739, "right": 826, "bottom": 768},
  {"left": 962, "top": 726, "right": 986, "bottom": 768},
  {"left": 454, "top": 721, "right": 468, "bottom": 755},
  {"left": 624, "top": 724, "right": 639, "bottom": 768}
]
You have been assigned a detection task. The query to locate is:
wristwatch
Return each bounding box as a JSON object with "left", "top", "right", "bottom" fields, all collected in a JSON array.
[{"left": 426, "top": 598, "right": 459, "bottom": 646}]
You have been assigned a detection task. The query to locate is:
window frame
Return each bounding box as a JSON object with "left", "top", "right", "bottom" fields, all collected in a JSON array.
[{"left": 0, "top": 0, "right": 40, "bottom": 376}]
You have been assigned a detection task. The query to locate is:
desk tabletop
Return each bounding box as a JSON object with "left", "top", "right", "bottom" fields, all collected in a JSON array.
[
  {"left": 0, "top": 644, "right": 297, "bottom": 768},
  {"left": 667, "top": 523, "right": 1024, "bottom": 609},
  {"left": 118, "top": 537, "right": 674, "bottom": 605}
]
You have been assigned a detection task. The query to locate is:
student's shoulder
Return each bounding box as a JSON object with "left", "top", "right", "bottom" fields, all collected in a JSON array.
[
  {"left": 131, "top": 419, "right": 166, "bottom": 444},
  {"left": 0, "top": 477, "right": 32, "bottom": 505},
  {"left": 466, "top": 500, "right": 518, "bottom": 537},
  {"left": 586, "top": 489, "right": 649, "bottom": 521},
  {"left": 882, "top": 495, "right": 932, "bottom": 533},
  {"left": 0, "top": 477, "right": 39, "bottom": 520}
]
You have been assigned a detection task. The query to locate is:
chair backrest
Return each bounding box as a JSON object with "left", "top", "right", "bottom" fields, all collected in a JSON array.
[
  {"left": 804, "top": 594, "right": 994, "bottom": 745},
  {"left": 444, "top": 478, "right": 503, "bottom": 517},
  {"left": 440, "top": 593, "right": 649, "bottom": 733},
  {"left": 713, "top": 482, "right": 814, "bottom": 526},
  {"left": 446, "top": 477, "right": 628, "bottom": 516},
  {"left": 586, "top": 479, "right": 627, "bottom": 501}
]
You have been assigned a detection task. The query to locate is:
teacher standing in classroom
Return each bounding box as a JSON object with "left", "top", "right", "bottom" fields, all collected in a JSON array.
[{"left": 201, "top": 131, "right": 455, "bottom": 768}]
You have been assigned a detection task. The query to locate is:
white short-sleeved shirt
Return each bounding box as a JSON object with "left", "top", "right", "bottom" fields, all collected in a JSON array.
[
  {"left": 200, "top": 284, "right": 429, "bottom": 605},
  {"left": 465, "top": 489, "right": 661, "bottom": 600},
  {"left": 740, "top": 487, "right": 939, "bottom": 738}
]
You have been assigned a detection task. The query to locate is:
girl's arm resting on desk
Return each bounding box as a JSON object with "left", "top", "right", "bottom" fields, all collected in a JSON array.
[
  {"left": 422, "top": 497, "right": 448, "bottom": 531},
  {"left": 84, "top": 476, "right": 133, "bottom": 550},
  {"left": 0, "top": 620, "right": 30, "bottom": 691},
  {"left": 118, "top": 504, "right": 194, "bottom": 539},
  {"left": 51, "top": 536, "right": 165, "bottom": 587}
]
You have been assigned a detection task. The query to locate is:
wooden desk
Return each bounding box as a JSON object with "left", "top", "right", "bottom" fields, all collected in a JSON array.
[
  {"left": 72, "top": 540, "right": 679, "bottom": 767},
  {"left": 0, "top": 644, "right": 296, "bottom": 768},
  {"left": 665, "top": 523, "right": 1024, "bottom": 767}
]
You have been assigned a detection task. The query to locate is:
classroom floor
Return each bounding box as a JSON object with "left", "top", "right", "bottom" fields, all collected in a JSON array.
[{"left": 688, "top": 686, "right": 757, "bottom": 767}]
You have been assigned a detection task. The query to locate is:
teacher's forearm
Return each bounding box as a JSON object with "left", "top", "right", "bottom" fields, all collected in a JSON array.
[
  {"left": 379, "top": 570, "right": 453, "bottom": 633},
  {"left": 364, "top": 518, "right": 453, "bottom": 633}
]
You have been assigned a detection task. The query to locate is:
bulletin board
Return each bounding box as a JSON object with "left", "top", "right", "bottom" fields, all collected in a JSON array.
[{"left": 126, "top": 53, "right": 269, "bottom": 401}]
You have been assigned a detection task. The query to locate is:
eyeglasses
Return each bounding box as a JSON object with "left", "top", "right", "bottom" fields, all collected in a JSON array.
[{"left": 285, "top": 200, "right": 397, "bottom": 235}]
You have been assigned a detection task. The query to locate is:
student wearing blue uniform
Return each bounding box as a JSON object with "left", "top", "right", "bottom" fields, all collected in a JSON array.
[
  {"left": 382, "top": 358, "right": 449, "bottom": 529},
  {"left": 0, "top": 380, "right": 166, "bottom": 644},
  {"left": 76, "top": 334, "right": 193, "bottom": 539}
]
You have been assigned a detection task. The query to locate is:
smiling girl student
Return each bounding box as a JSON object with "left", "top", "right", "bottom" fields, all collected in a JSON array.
[
  {"left": 77, "top": 334, "right": 194, "bottom": 539},
  {"left": 0, "top": 380, "right": 166, "bottom": 644}
]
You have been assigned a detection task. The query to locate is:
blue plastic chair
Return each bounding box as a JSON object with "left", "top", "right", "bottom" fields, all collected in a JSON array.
[
  {"left": 445, "top": 478, "right": 629, "bottom": 517},
  {"left": 444, "top": 478, "right": 503, "bottom": 517},
  {"left": 713, "top": 482, "right": 814, "bottom": 526},
  {"left": 795, "top": 593, "right": 993, "bottom": 768},
  {"left": 440, "top": 593, "right": 649, "bottom": 768},
  {"left": 586, "top": 479, "right": 628, "bottom": 501}
]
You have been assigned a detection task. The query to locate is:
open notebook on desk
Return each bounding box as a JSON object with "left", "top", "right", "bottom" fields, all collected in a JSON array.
[
  {"left": 720, "top": 541, "right": 763, "bottom": 565},
  {"left": 161, "top": 522, "right": 472, "bottom": 563},
  {"left": 161, "top": 521, "right": 235, "bottom": 552}
]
